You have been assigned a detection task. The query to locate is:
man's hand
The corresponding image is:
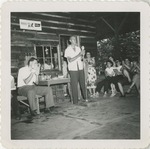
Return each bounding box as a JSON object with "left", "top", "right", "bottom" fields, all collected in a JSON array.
[
  {"left": 31, "top": 69, "right": 36, "bottom": 74},
  {"left": 31, "top": 63, "right": 41, "bottom": 75}
]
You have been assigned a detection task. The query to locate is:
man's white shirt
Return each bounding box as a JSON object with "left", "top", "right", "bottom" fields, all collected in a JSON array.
[
  {"left": 64, "top": 45, "right": 84, "bottom": 71},
  {"left": 105, "top": 67, "right": 115, "bottom": 76},
  {"left": 17, "top": 66, "right": 37, "bottom": 87}
]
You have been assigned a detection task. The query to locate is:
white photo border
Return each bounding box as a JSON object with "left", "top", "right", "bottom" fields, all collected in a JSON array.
[{"left": 1, "top": 1, "right": 150, "bottom": 149}]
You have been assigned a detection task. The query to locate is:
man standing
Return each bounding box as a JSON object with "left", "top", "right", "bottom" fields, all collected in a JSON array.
[
  {"left": 17, "top": 57, "right": 55, "bottom": 117},
  {"left": 64, "top": 36, "right": 87, "bottom": 104}
]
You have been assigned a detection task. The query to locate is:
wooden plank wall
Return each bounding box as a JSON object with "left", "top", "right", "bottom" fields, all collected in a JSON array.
[{"left": 11, "top": 12, "right": 97, "bottom": 77}]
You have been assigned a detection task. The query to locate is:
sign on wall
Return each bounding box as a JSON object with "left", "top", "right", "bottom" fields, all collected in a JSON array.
[{"left": 19, "top": 19, "right": 42, "bottom": 31}]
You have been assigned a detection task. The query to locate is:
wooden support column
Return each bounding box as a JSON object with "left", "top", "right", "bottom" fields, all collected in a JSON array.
[
  {"left": 100, "top": 14, "right": 129, "bottom": 58},
  {"left": 113, "top": 13, "right": 129, "bottom": 58},
  {"left": 113, "top": 15, "right": 120, "bottom": 58}
]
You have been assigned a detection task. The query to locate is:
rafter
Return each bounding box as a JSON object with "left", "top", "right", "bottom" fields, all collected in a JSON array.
[
  {"left": 100, "top": 17, "right": 115, "bottom": 33},
  {"left": 118, "top": 13, "right": 129, "bottom": 33}
]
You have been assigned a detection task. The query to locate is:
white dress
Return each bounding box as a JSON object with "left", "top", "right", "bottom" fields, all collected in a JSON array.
[{"left": 86, "top": 58, "right": 97, "bottom": 89}]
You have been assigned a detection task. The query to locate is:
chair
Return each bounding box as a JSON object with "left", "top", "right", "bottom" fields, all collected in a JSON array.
[{"left": 17, "top": 95, "right": 43, "bottom": 114}]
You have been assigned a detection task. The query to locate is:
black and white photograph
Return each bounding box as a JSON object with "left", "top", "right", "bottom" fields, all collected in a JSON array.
[{"left": 1, "top": 1, "right": 150, "bottom": 149}]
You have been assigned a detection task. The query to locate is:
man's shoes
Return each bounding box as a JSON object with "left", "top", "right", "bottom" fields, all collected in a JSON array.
[
  {"left": 49, "top": 106, "right": 57, "bottom": 111},
  {"left": 31, "top": 110, "right": 40, "bottom": 119},
  {"left": 44, "top": 108, "right": 51, "bottom": 114},
  {"left": 49, "top": 107, "right": 58, "bottom": 114},
  {"left": 31, "top": 110, "right": 38, "bottom": 116},
  {"left": 44, "top": 107, "right": 58, "bottom": 114}
]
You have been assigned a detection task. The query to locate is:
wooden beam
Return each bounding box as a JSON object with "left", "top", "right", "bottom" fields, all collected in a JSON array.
[
  {"left": 80, "top": 37, "right": 96, "bottom": 41},
  {"left": 118, "top": 13, "right": 129, "bottom": 33},
  {"left": 11, "top": 16, "right": 96, "bottom": 32},
  {"left": 11, "top": 12, "right": 95, "bottom": 27},
  {"left": 100, "top": 17, "right": 115, "bottom": 33},
  {"left": 11, "top": 24, "right": 95, "bottom": 37},
  {"left": 26, "top": 38, "right": 59, "bottom": 42},
  {"left": 11, "top": 30, "right": 57, "bottom": 36},
  {"left": 32, "top": 12, "right": 94, "bottom": 24},
  {"left": 11, "top": 32, "right": 59, "bottom": 41},
  {"left": 80, "top": 36, "right": 95, "bottom": 39},
  {"left": 11, "top": 21, "right": 95, "bottom": 34},
  {"left": 11, "top": 43, "right": 33, "bottom": 47}
]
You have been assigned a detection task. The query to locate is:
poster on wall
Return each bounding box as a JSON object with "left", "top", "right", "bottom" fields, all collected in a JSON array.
[{"left": 19, "top": 19, "right": 42, "bottom": 31}]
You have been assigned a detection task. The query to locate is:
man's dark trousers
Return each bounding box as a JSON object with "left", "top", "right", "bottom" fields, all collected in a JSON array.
[{"left": 70, "top": 69, "right": 86, "bottom": 104}]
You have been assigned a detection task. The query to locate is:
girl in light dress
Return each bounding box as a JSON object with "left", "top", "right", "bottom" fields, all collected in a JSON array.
[
  {"left": 85, "top": 52, "right": 97, "bottom": 98},
  {"left": 61, "top": 56, "right": 69, "bottom": 97}
]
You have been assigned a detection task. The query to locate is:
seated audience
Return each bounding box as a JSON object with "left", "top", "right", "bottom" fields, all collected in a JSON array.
[{"left": 17, "top": 57, "right": 55, "bottom": 118}]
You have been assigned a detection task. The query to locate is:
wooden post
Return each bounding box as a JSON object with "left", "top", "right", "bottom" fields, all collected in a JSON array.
[
  {"left": 57, "top": 44, "right": 61, "bottom": 71},
  {"left": 42, "top": 45, "right": 45, "bottom": 65}
]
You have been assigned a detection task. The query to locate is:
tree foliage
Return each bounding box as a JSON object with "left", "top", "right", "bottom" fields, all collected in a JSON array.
[{"left": 96, "top": 30, "right": 140, "bottom": 72}]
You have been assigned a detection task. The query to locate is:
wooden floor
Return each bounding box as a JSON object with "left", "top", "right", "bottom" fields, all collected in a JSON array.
[{"left": 11, "top": 90, "right": 140, "bottom": 140}]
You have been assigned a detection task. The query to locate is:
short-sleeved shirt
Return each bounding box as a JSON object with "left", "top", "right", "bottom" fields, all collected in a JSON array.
[
  {"left": 113, "top": 65, "right": 123, "bottom": 74},
  {"left": 17, "top": 66, "right": 37, "bottom": 87},
  {"left": 64, "top": 45, "right": 84, "bottom": 71},
  {"left": 105, "top": 67, "right": 115, "bottom": 77}
]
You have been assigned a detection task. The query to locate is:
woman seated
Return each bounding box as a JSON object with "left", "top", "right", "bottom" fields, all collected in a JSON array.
[
  {"left": 112, "top": 59, "right": 131, "bottom": 97},
  {"left": 126, "top": 59, "right": 140, "bottom": 95},
  {"left": 85, "top": 52, "right": 97, "bottom": 97},
  {"left": 122, "top": 58, "right": 132, "bottom": 83},
  {"left": 95, "top": 60, "right": 116, "bottom": 97},
  {"left": 108, "top": 56, "right": 116, "bottom": 67}
]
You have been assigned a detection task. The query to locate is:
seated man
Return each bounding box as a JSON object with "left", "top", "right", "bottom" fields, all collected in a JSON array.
[{"left": 17, "top": 57, "right": 55, "bottom": 117}]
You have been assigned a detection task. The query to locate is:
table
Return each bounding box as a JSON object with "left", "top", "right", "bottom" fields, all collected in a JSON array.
[
  {"left": 38, "top": 78, "right": 71, "bottom": 102},
  {"left": 38, "top": 78, "right": 70, "bottom": 87}
]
